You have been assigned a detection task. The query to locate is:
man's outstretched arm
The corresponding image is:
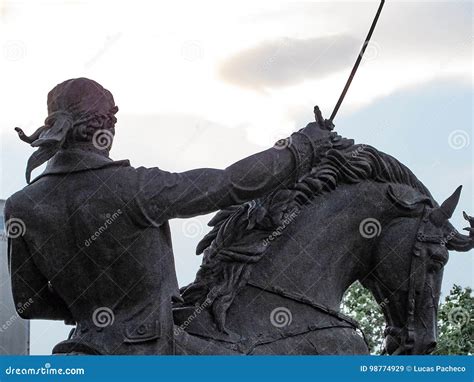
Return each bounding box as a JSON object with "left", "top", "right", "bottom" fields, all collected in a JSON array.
[{"left": 132, "top": 122, "right": 330, "bottom": 226}]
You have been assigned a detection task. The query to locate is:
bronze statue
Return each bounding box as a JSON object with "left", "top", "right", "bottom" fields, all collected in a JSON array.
[
  {"left": 5, "top": 78, "right": 473, "bottom": 355},
  {"left": 5, "top": 77, "right": 339, "bottom": 355}
]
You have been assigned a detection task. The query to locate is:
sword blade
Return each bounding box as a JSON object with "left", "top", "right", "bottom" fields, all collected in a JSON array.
[{"left": 329, "top": 0, "right": 385, "bottom": 122}]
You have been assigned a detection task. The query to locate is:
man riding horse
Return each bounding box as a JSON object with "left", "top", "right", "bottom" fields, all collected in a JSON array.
[{"left": 5, "top": 77, "right": 335, "bottom": 355}]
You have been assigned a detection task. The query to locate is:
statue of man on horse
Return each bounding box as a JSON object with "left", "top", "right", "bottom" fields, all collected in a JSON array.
[
  {"left": 6, "top": 77, "right": 339, "bottom": 355},
  {"left": 5, "top": 78, "right": 473, "bottom": 355}
]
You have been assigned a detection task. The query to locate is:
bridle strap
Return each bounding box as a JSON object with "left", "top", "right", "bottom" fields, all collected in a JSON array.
[
  {"left": 405, "top": 245, "right": 421, "bottom": 350},
  {"left": 396, "top": 206, "right": 431, "bottom": 353}
]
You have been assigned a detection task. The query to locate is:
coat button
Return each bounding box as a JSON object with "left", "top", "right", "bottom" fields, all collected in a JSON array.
[{"left": 137, "top": 325, "right": 146, "bottom": 335}]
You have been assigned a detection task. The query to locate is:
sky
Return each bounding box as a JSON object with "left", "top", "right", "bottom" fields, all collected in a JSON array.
[{"left": 0, "top": 0, "right": 472, "bottom": 354}]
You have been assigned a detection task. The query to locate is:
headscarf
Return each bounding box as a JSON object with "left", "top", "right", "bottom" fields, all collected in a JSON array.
[{"left": 15, "top": 78, "right": 118, "bottom": 183}]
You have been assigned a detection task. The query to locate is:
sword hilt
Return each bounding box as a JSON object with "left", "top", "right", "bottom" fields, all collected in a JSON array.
[{"left": 314, "top": 105, "right": 335, "bottom": 131}]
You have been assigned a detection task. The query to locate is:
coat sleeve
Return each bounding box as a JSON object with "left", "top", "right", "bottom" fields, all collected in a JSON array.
[
  {"left": 130, "top": 131, "right": 316, "bottom": 226},
  {"left": 5, "top": 198, "right": 74, "bottom": 322}
]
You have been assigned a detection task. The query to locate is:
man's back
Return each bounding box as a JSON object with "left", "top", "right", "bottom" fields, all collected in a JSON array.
[{"left": 6, "top": 148, "right": 179, "bottom": 354}]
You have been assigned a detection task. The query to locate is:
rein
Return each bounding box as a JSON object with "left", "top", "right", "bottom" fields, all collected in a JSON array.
[{"left": 247, "top": 280, "right": 370, "bottom": 348}]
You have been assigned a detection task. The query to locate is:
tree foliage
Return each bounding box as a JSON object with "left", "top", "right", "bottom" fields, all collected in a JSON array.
[
  {"left": 434, "top": 284, "right": 473, "bottom": 355},
  {"left": 342, "top": 282, "right": 473, "bottom": 355}
]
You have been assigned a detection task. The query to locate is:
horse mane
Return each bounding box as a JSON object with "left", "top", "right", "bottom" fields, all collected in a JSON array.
[{"left": 179, "top": 134, "right": 433, "bottom": 331}]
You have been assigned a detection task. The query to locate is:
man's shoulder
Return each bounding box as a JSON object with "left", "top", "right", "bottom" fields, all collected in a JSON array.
[
  {"left": 4, "top": 189, "right": 30, "bottom": 217},
  {"left": 5, "top": 163, "right": 169, "bottom": 209}
]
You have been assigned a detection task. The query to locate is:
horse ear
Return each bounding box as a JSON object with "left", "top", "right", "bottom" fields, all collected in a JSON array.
[
  {"left": 429, "top": 186, "right": 462, "bottom": 226},
  {"left": 387, "top": 185, "right": 433, "bottom": 212}
]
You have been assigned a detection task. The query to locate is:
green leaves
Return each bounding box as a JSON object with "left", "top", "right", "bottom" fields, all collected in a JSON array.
[
  {"left": 342, "top": 283, "right": 473, "bottom": 355},
  {"left": 434, "top": 285, "right": 473, "bottom": 355},
  {"left": 341, "top": 281, "right": 385, "bottom": 353}
]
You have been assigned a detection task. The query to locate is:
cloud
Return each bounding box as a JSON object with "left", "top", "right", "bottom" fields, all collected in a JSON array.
[
  {"left": 222, "top": 2, "right": 472, "bottom": 92},
  {"left": 219, "top": 35, "right": 360, "bottom": 90},
  {"left": 269, "top": 2, "right": 471, "bottom": 64},
  {"left": 110, "top": 113, "right": 264, "bottom": 171}
]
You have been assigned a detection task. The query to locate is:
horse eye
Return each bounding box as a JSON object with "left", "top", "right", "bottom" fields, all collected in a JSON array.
[{"left": 429, "top": 260, "right": 444, "bottom": 273}]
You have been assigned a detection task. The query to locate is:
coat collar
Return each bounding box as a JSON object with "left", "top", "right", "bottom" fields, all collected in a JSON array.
[{"left": 30, "top": 148, "right": 130, "bottom": 184}]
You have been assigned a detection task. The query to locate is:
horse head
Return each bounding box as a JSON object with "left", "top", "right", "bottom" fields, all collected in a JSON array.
[{"left": 363, "top": 186, "right": 472, "bottom": 354}]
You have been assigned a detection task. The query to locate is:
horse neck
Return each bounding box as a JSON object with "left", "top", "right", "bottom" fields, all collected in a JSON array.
[{"left": 249, "top": 182, "right": 392, "bottom": 311}]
